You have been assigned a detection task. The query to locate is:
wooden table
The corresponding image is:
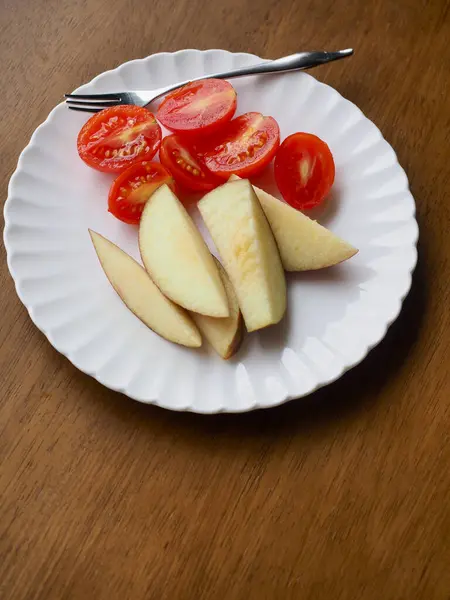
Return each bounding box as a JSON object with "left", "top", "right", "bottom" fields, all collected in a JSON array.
[{"left": 1, "top": 1, "right": 450, "bottom": 598}]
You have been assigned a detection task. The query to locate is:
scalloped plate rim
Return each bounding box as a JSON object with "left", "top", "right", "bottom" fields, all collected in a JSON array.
[{"left": 3, "top": 49, "right": 419, "bottom": 414}]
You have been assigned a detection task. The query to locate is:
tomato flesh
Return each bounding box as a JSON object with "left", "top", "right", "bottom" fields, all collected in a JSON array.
[
  {"left": 159, "top": 134, "right": 222, "bottom": 192},
  {"left": 108, "top": 161, "right": 175, "bottom": 224},
  {"left": 157, "top": 79, "right": 237, "bottom": 136},
  {"left": 274, "top": 133, "right": 335, "bottom": 211},
  {"left": 77, "top": 106, "right": 162, "bottom": 173},
  {"left": 198, "top": 112, "right": 280, "bottom": 178}
]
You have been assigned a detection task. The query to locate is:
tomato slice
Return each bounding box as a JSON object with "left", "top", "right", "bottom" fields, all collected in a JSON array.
[
  {"left": 159, "top": 134, "right": 222, "bottom": 192},
  {"left": 274, "top": 133, "right": 335, "bottom": 211},
  {"left": 157, "top": 79, "right": 237, "bottom": 136},
  {"left": 198, "top": 112, "right": 280, "bottom": 179},
  {"left": 77, "top": 106, "right": 162, "bottom": 173},
  {"left": 108, "top": 161, "right": 175, "bottom": 224}
]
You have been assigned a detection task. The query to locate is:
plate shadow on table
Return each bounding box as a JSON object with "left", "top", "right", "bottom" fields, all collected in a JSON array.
[{"left": 87, "top": 239, "right": 426, "bottom": 444}]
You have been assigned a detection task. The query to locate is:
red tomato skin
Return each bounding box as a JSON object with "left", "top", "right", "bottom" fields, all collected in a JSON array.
[
  {"left": 199, "top": 112, "right": 280, "bottom": 179},
  {"left": 274, "top": 133, "right": 335, "bottom": 211},
  {"left": 159, "top": 135, "right": 222, "bottom": 193},
  {"left": 108, "top": 161, "right": 175, "bottom": 225},
  {"left": 157, "top": 79, "right": 237, "bottom": 136},
  {"left": 77, "top": 106, "right": 162, "bottom": 174}
]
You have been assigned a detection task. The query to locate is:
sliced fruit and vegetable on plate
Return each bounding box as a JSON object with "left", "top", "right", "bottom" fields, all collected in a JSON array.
[
  {"left": 5, "top": 49, "right": 417, "bottom": 411},
  {"left": 76, "top": 76, "right": 359, "bottom": 359}
]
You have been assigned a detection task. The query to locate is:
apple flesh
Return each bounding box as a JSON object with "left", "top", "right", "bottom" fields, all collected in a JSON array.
[
  {"left": 139, "top": 184, "right": 229, "bottom": 318},
  {"left": 191, "top": 258, "right": 244, "bottom": 359},
  {"left": 90, "top": 230, "right": 202, "bottom": 348},
  {"left": 229, "top": 175, "right": 358, "bottom": 271},
  {"left": 199, "top": 179, "right": 286, "bottom": 332}
]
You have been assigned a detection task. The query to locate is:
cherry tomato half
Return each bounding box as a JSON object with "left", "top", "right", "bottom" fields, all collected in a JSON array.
[
  {"left": 274, "top": 133, "right": 335, "bottom": 211},
  {"left": 157, "top": 79, "right": 237, "bottom": 136},
  {"left": 199, "top": 112, "right": 280, "bottom": 179},
  {"left": 108, "top": 161, "right": 175, "bottom": 224},
  {"left": 159, "top": 134, "right": 222, "bottom": 192},
  {"left": 77, "top": 106, "right": 162, "bottom": 173}
]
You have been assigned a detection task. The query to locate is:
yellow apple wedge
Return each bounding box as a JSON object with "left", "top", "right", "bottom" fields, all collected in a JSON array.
[
  {"left": 229, "top": 175, "right": 358, "bottom": 271},
  {"left": 198, "top": 179, "right": 286, "bottom": 333},
  {"left": 139, "top": 184, "right": 229, "bottom": 318},
  {"left": 89, "top": 230, "right": 202, "bottom": 348},
  {"left": 190, "top": 258, "right": 244, "bottom": 359}
]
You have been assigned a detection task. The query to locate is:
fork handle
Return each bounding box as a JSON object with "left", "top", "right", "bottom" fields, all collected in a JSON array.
[
  {"left": 202, "top": 49, "right": 353, "bottom": 80},
  {"left": 158, "top": 49, "right": 353, "bottom": 97}
]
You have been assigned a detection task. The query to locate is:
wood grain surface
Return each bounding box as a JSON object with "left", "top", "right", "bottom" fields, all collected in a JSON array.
[{"left": 1, "top": 0, "right": 450, "bottom": 598}]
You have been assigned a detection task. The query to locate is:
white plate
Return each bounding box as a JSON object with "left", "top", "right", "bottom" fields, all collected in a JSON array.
[{"left": 4, "top": 49, "right": 418, "bottom": 413}]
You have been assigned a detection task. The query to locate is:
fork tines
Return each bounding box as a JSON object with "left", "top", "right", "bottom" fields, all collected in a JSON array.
[{"left": 65, "top": 92, "right": 123, "bottom": 112}]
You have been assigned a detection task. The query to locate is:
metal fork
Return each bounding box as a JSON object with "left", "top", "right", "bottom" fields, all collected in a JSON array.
[{"left": 65, "top": 49, "right": 353, "bottom": 113}]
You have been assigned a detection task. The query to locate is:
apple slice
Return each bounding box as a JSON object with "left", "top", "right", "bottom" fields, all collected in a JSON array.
[
  {"left": 198, "top": 179, "right": 286, "bottom": 332},
  {"left": 90, "top": 230, "right": 201, "bottom": 348},
  {"left": 230, "top": 175, "right": 358, "bottom": 271},
  {"left": 139, "top": 184, "right": 229, "bottom": 318},
  {"left": 190, "top": 258, "right": 244, "bottom": 359}
]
